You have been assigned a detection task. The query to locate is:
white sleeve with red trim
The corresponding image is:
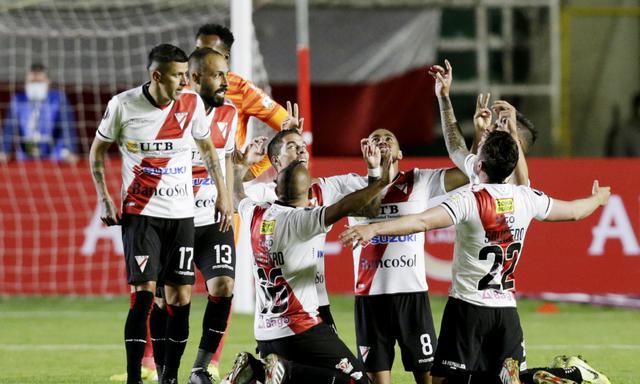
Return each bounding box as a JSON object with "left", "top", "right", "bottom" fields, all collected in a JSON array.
[
  {"left": 318, "top": 173, "right": 367, "bottom": 206},
  {"left": 96, "top": 96, "right": 122, "bottom": 142},
  {"left": 441, "top": 189, "right": 474, "bottom": 225},
  {"left": 284, "top": 206, "right": 329, "bottom": 241},
  {"left": 522, "top": 186, "right": 553, "bottom": 221}
]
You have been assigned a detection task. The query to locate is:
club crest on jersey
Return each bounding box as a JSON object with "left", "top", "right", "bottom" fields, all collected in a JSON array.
[
  {"left": 135, "top": 255, "right": 149, "bottom": 273},
  {"left": 496, "top": 198, "right": 514, "bottom": 214},
  {"left": 358, "top": 346, "right": 371, "bottom": 362},
  {"left": 174, "top": 112, "right": 188, "bottom": 130},
  {"left": 335, "top": 358, "right": 354, "bottom": 374},
  {"left": 216, "top": 121, "right": 229, "bottom": 137},
  {"left": 260, "top": 220, "right": 276, "bottom": 235},
  {"left": 394, "top": 182, "right": 408, "bottom": 194}
]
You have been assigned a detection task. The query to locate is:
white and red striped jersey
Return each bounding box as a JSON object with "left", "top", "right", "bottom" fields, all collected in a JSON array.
[
  {"left": 191, "top": 100, "right": 238, "bottom": 227},
  {"left": 238, "top": 198, "right": 329, "bottom": 340},
  {"left": 96, "top": 84, "right": 210, "bottom": 219},
  {"left": 441, "top": 183, "right": 553, "bottom": 307},
  {"left": 243, "top": 180, "right": 330, "bottom": 307},
  {"left": 318, "top": 169, "right": 446, "bottom": 296}
]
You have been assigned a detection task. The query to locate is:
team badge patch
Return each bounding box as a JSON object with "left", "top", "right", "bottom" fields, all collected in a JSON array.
[
  {"left": 135, "top": 255, "right": 149, "bottom": 273},
  {"left": 335, "top": 358, "right": 354, "bottom": 374},
  {"left": 216, "top": 121, "right": 229, "bottom": 137},
  {"left": 496, "top": 198, "right": 514, "bottom": 214},
  {"left": 358, "top": 346, "right": 371, "bottom": 362},
  {"left": 174, "top": 112, "right": 188, "bottom": 130},
  {"left": 260, "top": 220, "right": 276, "bottom": 235},
  {"left": 126, "top": 140, "right": 139, "bottom": 153}
]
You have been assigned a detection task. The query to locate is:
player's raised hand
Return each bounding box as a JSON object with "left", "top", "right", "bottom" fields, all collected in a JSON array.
[
  {"left": 361, "top": 138, "right": 381, "bottom": 169},
  {"left": 281, "top": 101, "right": 305, "bottom": 134},
  {"left": 99, "top": 197, "right": 120, "bottom": 226},
  {"left": 428, "top": 59, "right": 452, "bottom": 97},
  {"left": 379, "top": 151, "right": 392, "bottom": 185},
  {"left": 592, "top": 180, "right": 611, "bottom": 206},
  {"left": 474, "top": 93, "right": 492, "bottom": 133},
  {"left": 492, "top": 100, "right": 518, "bottom": 138},
  {"left": 235, "top": 136, "right": 268, "bottom": 167},
  {"left": 339, "top": 224, "right": 376, "bottom": 248}
]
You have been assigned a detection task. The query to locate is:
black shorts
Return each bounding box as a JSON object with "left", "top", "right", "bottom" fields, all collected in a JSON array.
[
  {"left": 257, "top": 323, "right": 367, "bottom": 383},
  {"left": 430, "top": 297, "right": 525, "bottom": 378},
  {"left": 122, "top": 214, "right": 195, "bottom": 286},
  {"left": 194, "top": 222, "right": 236, "bottom": 280},
  {"left": 355, "top": 292, "right": 437, "bottom": 372}
]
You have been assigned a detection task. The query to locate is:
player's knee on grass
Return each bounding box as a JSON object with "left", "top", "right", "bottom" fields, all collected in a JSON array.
[{"left": 207, "top": 276, "right": 234, "bottom": 297}]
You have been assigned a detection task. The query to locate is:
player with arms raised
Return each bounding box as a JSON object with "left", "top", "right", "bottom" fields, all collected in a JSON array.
[{"left": 340, "top": 130, "right": 610, "bottom": 384}]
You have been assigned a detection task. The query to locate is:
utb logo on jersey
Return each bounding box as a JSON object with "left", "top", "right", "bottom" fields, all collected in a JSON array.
[
  {"left": 174, "top": 112, "right": 188, "bottom": 130},
  {"left": 260, "top": 220, "right": 276, "bottom": 235},
  {"left": 496, "top": 198, "right": 514, "bottom": 214}
]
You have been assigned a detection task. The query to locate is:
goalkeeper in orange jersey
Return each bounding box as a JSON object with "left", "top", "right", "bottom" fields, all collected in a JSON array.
[{"left": 195, "top": 23, "right": 303, "bottom": 179}]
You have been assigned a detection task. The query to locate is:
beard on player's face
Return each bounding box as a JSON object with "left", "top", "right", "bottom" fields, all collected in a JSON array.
[{"left": 201, "top": 84, "right": 226, "bottom": 108}]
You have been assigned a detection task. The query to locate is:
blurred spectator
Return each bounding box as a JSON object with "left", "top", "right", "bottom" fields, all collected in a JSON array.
[
  {"left": 1, "top": 63, "right": 78, "bottom": 163},
  {"left": 607, "top": 92, "right": 640, "bottom": 157}
]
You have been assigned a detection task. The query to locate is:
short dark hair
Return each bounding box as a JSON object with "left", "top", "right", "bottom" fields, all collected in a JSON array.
[
  {"left": 267, "top": 129, "right": 301, "bottom": 167},
  {"left": 196, "top": 24, "right": 235, "bottom": 49},
  {"left": 276, "top": 160, "right": 307, "bottom": 200},
  {"left": 516, "top": 111, "right": 537, "bottom": 152},
  {"left": 147, "top": 44, "right": 188, "bottom": 70},
  {"left": 479, "top": 131, "right": 519, "bottom": 183},
  {"left": 188, "top": 47, "right": 224, "bottom": 73},
  {"left": 30, "top": 62, "right": 46, "bottom": 72}
]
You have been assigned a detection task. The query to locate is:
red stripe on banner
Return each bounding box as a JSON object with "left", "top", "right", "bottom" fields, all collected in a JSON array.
[
  {"left": 123, "top": 157, "right": 171, "bottom": 215},
  {"left": 155, "top": 93, "right": 197, "bottom": 140}
]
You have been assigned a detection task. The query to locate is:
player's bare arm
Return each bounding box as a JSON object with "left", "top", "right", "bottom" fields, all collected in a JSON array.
[
  {"left": 545, "top": 180, "right": 611, "bottom": 222},
  {"left": 232, "top": 136, "right": 268, "bottom": 209},
  {"left": 339, "top": 206, "right": 454, "bottom": 248},
  {"left": 225, "top": 153, "right": 234, "bottom": 214},
  {"left": 324, "top": 152, "right": 392, "bottom": 226},
  {"left": 356, "top": 138, "right": 383, "bottom": 218},
  {"left": 428, "top": 60, "right": 469, "bottom": 171},
  {"left": 493, "top": 100, "right": 529, "bottom": 185},
  {"left": 195, "top": 137, "right": 233, "bottom": 231},
  {"left": 89, "top": 137, "right": 120, "bottom": 226}
]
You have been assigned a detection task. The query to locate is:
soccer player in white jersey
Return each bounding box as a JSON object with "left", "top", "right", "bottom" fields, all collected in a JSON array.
[
  {"left": 178, "top": 47, "right": 239, "bottom": 384},
  {"left": 431, "top": 60, "right": 611, "bottom": 384},
  {"left": 315, "top": 128, "right": 470, "bottom": 384},
  {"left": 233, "top": 150, "right": 393, "bottom": 384},
  {"left": 339, "top": 130, "right": 611, "bottom": 384},
  {"left": 89, "top": 44, "right": 232, "bottom": 384}
]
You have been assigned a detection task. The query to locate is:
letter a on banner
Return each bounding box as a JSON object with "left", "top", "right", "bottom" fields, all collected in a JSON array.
[{"left": 588, "top": 195, "right": 640, "bottom": 256}]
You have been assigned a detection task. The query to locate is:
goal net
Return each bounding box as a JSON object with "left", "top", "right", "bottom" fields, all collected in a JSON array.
[{"left": 0, "top": 0, "right": 269, "bottom": 295}]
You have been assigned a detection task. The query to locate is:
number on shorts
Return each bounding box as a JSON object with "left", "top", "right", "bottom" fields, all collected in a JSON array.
[
  {"left": 214, "top": 244, "right": 232, "bottom": 264},
  {"left": 420, "top": 333, "right": 433, "bottom": 356},
  {"left": 178, "top": 246, "right": 194, "bottom": 271}
]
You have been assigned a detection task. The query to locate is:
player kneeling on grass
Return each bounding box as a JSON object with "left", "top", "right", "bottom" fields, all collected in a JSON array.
[
  {"left": 339, "top": 131, "right": 611, "bottom": 384},
  {"left": 222, "top": 141, "right": 395, "bottom": 384}
]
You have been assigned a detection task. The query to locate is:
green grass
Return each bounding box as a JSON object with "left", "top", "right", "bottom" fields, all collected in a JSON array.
[{"left": 0, "top": 295, "right": 638, "bottom": 383}]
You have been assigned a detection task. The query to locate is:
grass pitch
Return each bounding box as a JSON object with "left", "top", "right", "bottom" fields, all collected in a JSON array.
[{"left": 0, "top": 295, "right": 638, "bottom": 383}]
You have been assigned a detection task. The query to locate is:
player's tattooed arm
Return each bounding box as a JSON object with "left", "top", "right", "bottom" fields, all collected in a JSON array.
[
  {"left": 195, "top": 137, "right": 233, "bottom": 231},
  {"left": 428, "top": 60, "right": 470, "bottom": 171},
  {"left": 438, "top": 96, "right": 470, "bottom": 171},
  {"left": 89, "top": 137, "right": 120, "bottom": 226}
]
